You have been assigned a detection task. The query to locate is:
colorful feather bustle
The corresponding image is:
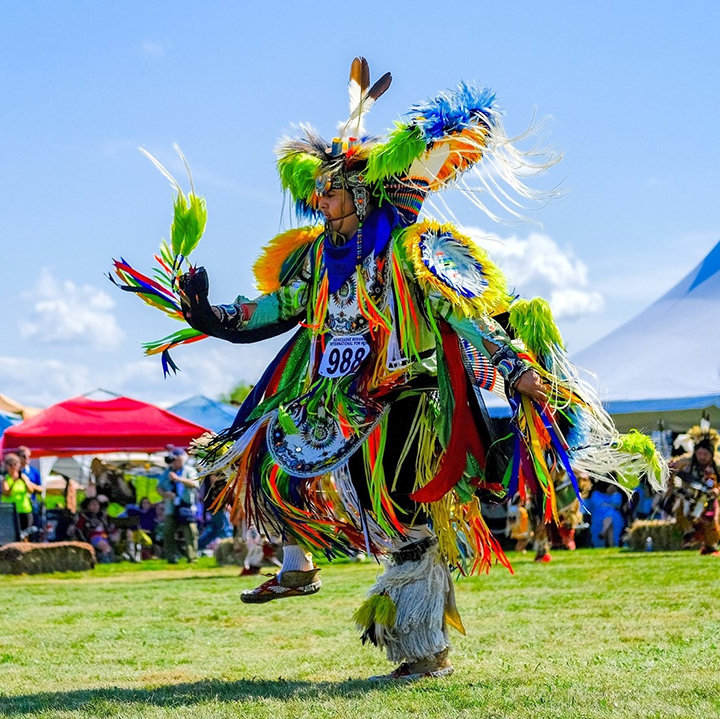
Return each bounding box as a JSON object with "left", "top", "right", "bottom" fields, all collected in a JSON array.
[
  {"left": 365, "top": 125, "right": 426, "bottom": 184},
  {"left": 275, "top": 69, "right": 559, "bottom": 228}
]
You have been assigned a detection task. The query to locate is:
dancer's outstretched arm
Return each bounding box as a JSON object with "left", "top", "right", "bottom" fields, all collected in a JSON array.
[{"left": 178, "top": 265, "right": 309, "bottom": 344}]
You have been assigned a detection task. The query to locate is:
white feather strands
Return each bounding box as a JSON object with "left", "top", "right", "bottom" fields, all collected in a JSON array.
[
  {"left": 534, "top": 344, "right": 668, "bottom": 491},
  {"left": 196, "top": 415, "right": 271, "bottom": 479},
  {"left": 410, "top": 114, "right": 563, "bottom": 227},
  {"left": 333, "top": 463, "right": 395, "bottom": 555}
]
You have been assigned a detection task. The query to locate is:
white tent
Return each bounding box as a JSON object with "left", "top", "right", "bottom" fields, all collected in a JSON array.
[{"left": 573, "top": 239, "right": 720, "bottom": 432}]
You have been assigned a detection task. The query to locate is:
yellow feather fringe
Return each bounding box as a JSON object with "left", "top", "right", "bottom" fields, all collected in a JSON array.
[
  {"left": 253, "top": 225, "right": 323, "bottom": 294},
  {"left": 353, "top": 592, "right": 397, "bottom": 630},
  {"left": 399, "top": 220, "right": 511, "bottom": 318}
]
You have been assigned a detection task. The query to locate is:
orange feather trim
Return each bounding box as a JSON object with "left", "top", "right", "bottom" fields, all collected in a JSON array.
[{"left": 253, "top": 225, "right": 323, "bottom": 294}]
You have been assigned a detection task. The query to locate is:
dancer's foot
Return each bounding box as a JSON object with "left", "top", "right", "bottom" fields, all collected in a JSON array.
[
  {"left": 368, "top": 648, "right": 454, "bottom": 682},
  {"left": 240, "top": 568, "right": 321, "bottom": 604}
]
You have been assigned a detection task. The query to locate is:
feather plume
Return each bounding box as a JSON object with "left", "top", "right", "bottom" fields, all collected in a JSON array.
[
  {"left": 340, "top": 55, "right": 392, "bottom": 139},
  {"left": 347, "top": 72, "right": 393, "bottom": 137},
  {"left": 509, "top": 298, "right": 565, "bottom": 357},
  {"left": 138, "top": 147, "right": 183, "bottom": 196},
  {"left": 366, "top": 72, "right": 392, "bottom": 105},
  {"left": 276, "top": 123, "right": 330, "bottom": 160},
  {"left": 347, "top": 57, "right": 369, "bottom": 114}
]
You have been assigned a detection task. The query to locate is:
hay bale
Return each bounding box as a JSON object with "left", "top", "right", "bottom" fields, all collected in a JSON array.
[
  {"left": 214, "top": 538, "right": 247, "bottom": 566},
  {"left": 627, "top": 519, "right": 683, "bottom": 552},
  {"left": 0, "top": 542, "right": 96, "bottom": 575},
  {"left": 214, "top": 539, "right": 283, "bottom": 566}
]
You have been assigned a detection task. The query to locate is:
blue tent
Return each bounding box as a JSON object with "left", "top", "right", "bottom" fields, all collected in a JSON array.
[
  {"left": 485, "top": 240, "right": 720, "bottom": 432},
  {"left": 0, "top": 411, "right": 21, "bottom": 435},
  {"left": 167, "top": 395, "right": 238, "bottom": 434},
  {"left": 572, "top": 239, "right": 720, "bottom": 431}
]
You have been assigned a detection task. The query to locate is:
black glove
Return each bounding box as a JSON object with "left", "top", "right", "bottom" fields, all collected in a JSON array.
[
  {"left": 178, "top": 267, "right": 226, "bottom": 336},
  {"left": 178, "top": 266, "right": 301, "bottom": 344}
]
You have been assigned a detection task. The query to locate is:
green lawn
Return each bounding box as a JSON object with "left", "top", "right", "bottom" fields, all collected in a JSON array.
[{"left": 1, "top": 550, "right": 719, "bottom": 719}]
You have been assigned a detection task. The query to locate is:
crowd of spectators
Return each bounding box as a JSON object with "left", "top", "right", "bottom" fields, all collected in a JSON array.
[
  {"left": 504, "top": 439, "right": 719, "bottom": 559},
  {"left": 1, "top": 446, "right": 235, "bottom": 563},
  {"left": 2, "top": 430, "right": 719, "bottom": 561}
]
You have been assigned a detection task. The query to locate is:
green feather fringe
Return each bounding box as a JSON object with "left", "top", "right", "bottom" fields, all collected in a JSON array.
[
  {"left": 277, "top": 406, "right": 298, "bottom": 434},
  {"left": 614, "top": 430, "right": 664, "bottom": 482},
  {"left": 142, "top": 327, "right": 204, "bottom": 354},
  {"left": 365, "top": 124, "right": 426, "bottom": 183},
  {"left": 508, "top": 298, "right": 565, "bottom": 357},
  {"left": 277, "top": 153, "right": 322, "bottom": 203},
  {"left": 352, "top": 592, "right": 397, "bottom": 630},
  {"left": 171, "top": 193, "right": 207, "bottom": 258}
]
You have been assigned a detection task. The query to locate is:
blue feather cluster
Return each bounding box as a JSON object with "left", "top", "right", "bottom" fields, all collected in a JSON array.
[
  {"left": 409, "top": 82, "right": 497, "bottom": 142},
  {"left": 294, "top": 198, "right": 322, "bottom": 222}
]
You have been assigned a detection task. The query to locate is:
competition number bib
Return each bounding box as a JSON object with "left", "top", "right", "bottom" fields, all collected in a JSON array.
[{"left": 319, "top": 336, "right": 370, "bottom": 378}]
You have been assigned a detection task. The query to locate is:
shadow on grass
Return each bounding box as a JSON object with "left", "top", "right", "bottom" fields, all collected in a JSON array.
[{"left": 0, "top": 677, "right": 394, "bottom": 714}]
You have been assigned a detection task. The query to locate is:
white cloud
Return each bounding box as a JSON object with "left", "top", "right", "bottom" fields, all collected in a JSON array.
[
  {"left": 20, "top": 269, "right": 124, "bottom": 349},
  {"left": 549, "top": 288, "right": 604, "bottom": 319},
  {"left": 0, "top": 356, "right": 91, "bottom": 407},
  {"left": 0, "top": 338, "right": 283, "bottom": 410},
  {"left": 467, "top": 229, "right": 604, "bottom": 320},
  {"left": 140, "top": 40, "right": 170, "bottom": 58}
]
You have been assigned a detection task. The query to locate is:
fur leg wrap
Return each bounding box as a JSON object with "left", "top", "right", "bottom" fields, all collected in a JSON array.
[{"left": 355, "top": 544, "right": 451, "bottom": 664}]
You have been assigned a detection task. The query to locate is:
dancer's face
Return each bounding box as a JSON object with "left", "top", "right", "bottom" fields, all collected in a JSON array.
[
  {"left": 695, "top": 447, "right": 713, "bottom": 467},
  {"left": 318, "top": 189, "right": 358, "bottom": 239}
]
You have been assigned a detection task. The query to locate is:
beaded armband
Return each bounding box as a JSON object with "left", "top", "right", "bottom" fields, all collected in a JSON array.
[
  {"left": 215, "top": 303, "right": 251, "bottom": 329},
  {"left": 491, "top": 344, "right": 531, "bottom": 389}
]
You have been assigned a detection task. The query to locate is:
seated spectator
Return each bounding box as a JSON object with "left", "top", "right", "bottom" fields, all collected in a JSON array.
[
  {"left": 73, "top": 498, "right": 115, "bottom": 562},
  {"left": 2, "top": 452, "right": 40, "bottom": 537},
  {"left": 629, "top": 475, "right": 658, "bottom": 522},
  {"left": 506, "top": 495, "right": 533, "bottom": 553},
  {"left": 240, "top": 528, "right": 282, "bottom": 575},
  {"left": 241, "top": 527, "right": 266, "bottom": 575},
  {"left": 125, "top": 496, "right": 158, "bottom": 535},
  {"left": 122, "top": 497, "right": 159, "bottom": 560},
  {"left": 586, "top": 479, "right": 627, "bottom": 548}
]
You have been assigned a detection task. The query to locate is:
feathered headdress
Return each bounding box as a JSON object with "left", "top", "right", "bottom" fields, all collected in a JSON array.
[
  {"left": 276, "top": 56, "right": 559, "bottom": 225},
  {"left": 674, "top": 415, "right": 720, "bottom": 457}
]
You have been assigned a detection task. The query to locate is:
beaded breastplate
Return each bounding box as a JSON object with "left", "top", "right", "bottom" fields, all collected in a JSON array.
[
  {"left": 267, "top": 245, "right": 394, "bottom": 477},
  {"left": 324, "top": 244, "right": 392, "bottom": 335}
]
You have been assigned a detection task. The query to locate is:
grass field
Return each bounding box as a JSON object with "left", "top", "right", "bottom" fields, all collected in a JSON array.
[{"left": 1, "top": 549, "right": 719, "bottom": 719}]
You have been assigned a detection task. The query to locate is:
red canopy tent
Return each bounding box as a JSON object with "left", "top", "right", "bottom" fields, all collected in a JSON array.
[{"left": 1, "top": 395, "right": 209, "bottom": 457}]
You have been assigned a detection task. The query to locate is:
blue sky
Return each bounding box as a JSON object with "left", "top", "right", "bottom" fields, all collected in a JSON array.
[{"left": 2, "top": 2, "right": 719, "bottom": 407}]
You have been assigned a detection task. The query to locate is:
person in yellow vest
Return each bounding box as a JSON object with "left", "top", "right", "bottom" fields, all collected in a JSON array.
[{"left": 2, "top": 452, "right": 41, "bottom": 535}]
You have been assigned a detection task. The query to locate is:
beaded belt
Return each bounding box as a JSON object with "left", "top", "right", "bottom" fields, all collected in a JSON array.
[{"left": 391, "top": 536, "right": 438, "bottom": 565}]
